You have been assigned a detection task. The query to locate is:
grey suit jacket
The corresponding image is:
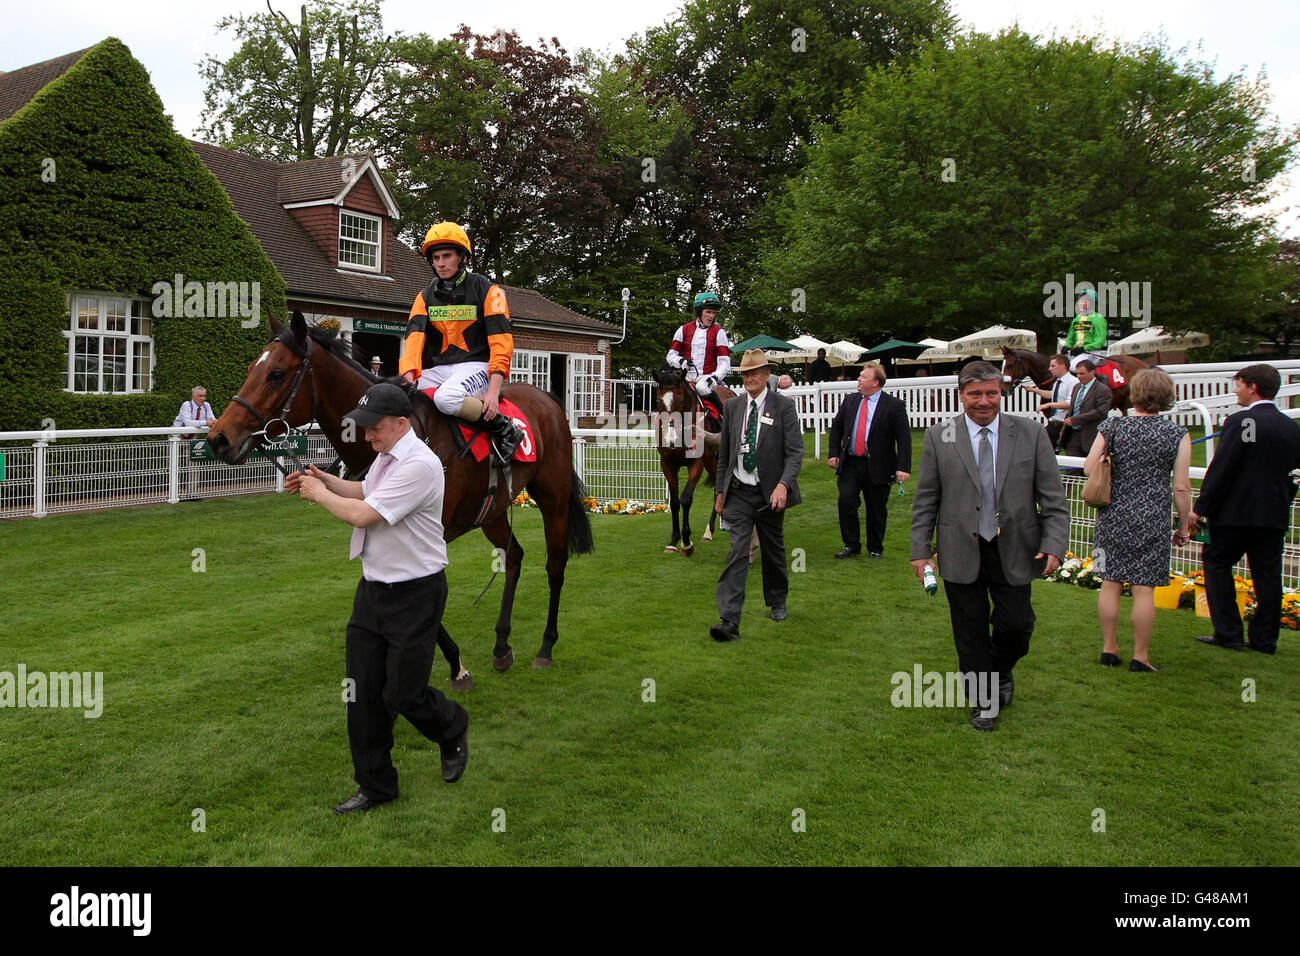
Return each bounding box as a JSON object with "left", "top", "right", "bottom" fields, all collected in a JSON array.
[
  {"left": 909, "top": 413, "right": 1068, "bottom": 585},
  {"left": 1065, "top": 379, "right": 1111, "bottom": 451},
  {"left": 717, "top": 389, "right": 804, "bottom": 508}
]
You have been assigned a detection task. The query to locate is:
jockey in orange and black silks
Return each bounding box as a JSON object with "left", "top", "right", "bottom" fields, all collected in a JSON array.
[{"left": 400, "top": 221, "right": 523, "bottom": 460}]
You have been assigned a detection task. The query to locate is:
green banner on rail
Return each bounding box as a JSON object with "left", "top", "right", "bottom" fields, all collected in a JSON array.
[
  {"left": 189, "top": 436, "right": 306, "bottom": 462},
  {"left": 0, "top": 451, "right": 5, "bottom": 481}
]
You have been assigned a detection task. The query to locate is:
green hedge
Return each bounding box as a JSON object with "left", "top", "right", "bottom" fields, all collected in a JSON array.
[{"left": 0, "top": 38, "right": 286, "bottom": 432}]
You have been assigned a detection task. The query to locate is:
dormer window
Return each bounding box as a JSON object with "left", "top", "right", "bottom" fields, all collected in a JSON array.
[{"left": 339, "top": 210, "right": 381, "bottom": 272}]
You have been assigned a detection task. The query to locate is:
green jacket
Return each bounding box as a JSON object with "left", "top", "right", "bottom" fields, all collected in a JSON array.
[{"left": 1067, "top": 312, "right": 1107, "bottom": 351}]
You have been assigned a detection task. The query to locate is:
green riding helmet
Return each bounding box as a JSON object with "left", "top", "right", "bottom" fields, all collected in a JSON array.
[{"left": 693, "top": 292, "right": 723, "bottom": 315}]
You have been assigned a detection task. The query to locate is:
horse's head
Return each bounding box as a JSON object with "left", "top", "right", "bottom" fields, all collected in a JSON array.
[
  {"left": 207, "top": 312, "right": 316, "bottom": 464},
  {"left": 651, "top": 366, "right": 691, "bottom": 415},
  {"left": 1000, "top": 347, "right": 1023, "bottom": 396}
]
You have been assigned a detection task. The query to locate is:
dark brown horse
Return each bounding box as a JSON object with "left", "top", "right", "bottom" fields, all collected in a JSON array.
[
  {"left": 650, "top": 367, "right": 734, "bottom": 556},
  {"left": 1000, "top": 347, "right": 1152, "bottom": 415},
  {"left": 207, "top": 313, "right": 594, "bottom": 675}
]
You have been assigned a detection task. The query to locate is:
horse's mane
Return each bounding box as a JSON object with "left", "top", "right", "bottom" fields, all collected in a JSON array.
[{"left": 273, "top": 326, "right": 383, "bottom": 386}]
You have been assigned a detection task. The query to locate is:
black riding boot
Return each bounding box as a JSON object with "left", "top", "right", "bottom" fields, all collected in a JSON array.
[{"left": 484, "top": 413, "right": 523, "bottom": 464}]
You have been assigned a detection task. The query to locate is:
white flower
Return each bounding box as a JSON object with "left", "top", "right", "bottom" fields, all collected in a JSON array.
[{"left": 1061, "top": 570, "right": 1072, "bottom": 579}]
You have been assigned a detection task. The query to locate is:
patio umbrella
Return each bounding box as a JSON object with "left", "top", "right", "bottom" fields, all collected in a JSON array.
[
  {"left": 780, "top": 334, "right": 837, "bottom": 363},
  {"left": 826, "top": 340, "right": 869, "bottom": 365},
  {"left": 857, "top": 338, "right": 931, "bottom": 362},
  {"left": 1108, "top": 327, "right": 1210, "bottom": 355},
  {"left": 948, "top": 325, "right": 1037, "bottom": 357},
  {"left": 731, "top": 333, "right": 798, "bottom": 353}
]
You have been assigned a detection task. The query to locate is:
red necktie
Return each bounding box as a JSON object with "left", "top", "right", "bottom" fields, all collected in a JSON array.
[{"left": 853, "top": 399, "right": 868, "bottom": 456}]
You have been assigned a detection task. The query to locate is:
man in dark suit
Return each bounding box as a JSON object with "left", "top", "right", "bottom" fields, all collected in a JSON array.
[
  {"left": 909, "top": 361, "right": 1069, "bottom": 730},
  {"left": 808, "top": 348, "right": 833, "bottom": 384},
  {"left": 711, "top": 350, "right": 804, "bottom": 642},
  {"left": 1056, "top": 359, "right": 1111, "bottom": 457},
  {"left": 1192, "top": 364, "right": 1300, "bottom": 654},
  {"left": 828, "top": 362, "right": 912, "bottom": 558}
]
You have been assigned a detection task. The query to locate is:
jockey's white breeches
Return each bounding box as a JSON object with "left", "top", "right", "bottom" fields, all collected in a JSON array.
[{"left": 417, "top": 362, "right": 492, "bottom": 415}]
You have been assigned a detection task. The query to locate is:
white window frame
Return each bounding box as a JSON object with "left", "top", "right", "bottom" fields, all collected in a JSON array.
[
  {"left": 567, "top": 354, "right": 606, "bottom": 420},
  {"left": 63, "top": 293, "right": 155, "bottom": 394},
  {"left": 338, "top": 209, "right": 382, "bottom": 273},
  {"left": 511, "top": 349, "right": 551, "bottom": 392}
]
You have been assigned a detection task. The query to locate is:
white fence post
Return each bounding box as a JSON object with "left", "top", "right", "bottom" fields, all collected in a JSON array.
[
  {"left": 572, "top": 436, "right": 587, "bottom": 485},
  {"left": 32, "top": 440, "right": 47, "bottom": 518},
  {"left": 167, "top": 435, "right": 181, "bottom": 504}
]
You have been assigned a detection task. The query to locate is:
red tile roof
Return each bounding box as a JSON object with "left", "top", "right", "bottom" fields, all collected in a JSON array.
[{"left": 0, "top": 47, "right": 91, "bottom": 124}]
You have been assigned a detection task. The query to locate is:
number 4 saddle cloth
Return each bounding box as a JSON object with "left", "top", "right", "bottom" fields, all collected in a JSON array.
[
  {"left": 1092, "top": 358, "right": 1127, "bottom": 389},
  {"left": 420, "top": 388, "right": 539, "bottom": 463}
]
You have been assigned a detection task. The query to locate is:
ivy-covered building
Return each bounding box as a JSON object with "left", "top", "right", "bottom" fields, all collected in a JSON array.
[
  {"left": 0, "top": 38, "right": 618, "bottom": 431},
  {"left": 0, "top": 40, "right": 286, "bottom": 431}
]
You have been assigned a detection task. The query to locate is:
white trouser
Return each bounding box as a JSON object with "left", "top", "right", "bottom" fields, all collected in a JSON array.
[
  {"left": 1069, "top": 352, "right": 1106, "bottom": 371},
  {"left": 418, "top": 362, "right": 492, "bottom": 415}
]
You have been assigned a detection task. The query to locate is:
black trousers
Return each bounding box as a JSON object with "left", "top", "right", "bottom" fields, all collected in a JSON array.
[
  {"left": 346, "top": 571, "right": 468, "bottom": 800},
  {"left": 716, "top": 481, "right": 788, "bottom": 625},
  {"left": 1044, "top": 420, "right": 1064, "bottom": 451},
  {"left": 1204, "top": 524, "right": 1286, "bottom": 652},
  {"left": 942, "top": 536, "right": 1035, "bottom": 688},
  {"left": 837, "top": 455, "right": 890, "bottom": 553}
]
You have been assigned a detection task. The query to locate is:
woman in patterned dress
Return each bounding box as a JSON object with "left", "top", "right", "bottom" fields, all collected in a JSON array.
[{"left": 1085, "top": 369, "right": 1194, "bottom": 671}]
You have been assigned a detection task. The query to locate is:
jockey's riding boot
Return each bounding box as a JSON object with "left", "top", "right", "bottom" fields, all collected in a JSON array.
[{"left": 456, "top": 396, "right": 522, "bottom": 464}]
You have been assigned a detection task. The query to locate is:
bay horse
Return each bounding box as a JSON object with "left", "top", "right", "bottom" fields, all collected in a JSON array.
[
  {"left": 1000, "top": 347, "right": 1151, "bottom": 415},
  {"left": 207, "top": 313, "right": 595, "bottom": 676},
  {"left": 650, "top": 367, "right": 734, "bottom": 556}
]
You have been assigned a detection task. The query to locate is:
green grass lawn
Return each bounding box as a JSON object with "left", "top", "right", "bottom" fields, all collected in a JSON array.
[{"left": 1, "top": 450, "right": 1296, "bottom": 866}]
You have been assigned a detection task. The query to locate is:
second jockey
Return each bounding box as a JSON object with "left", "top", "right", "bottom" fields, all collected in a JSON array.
[
  {"left": 400, "top": 221, "right": 523, "bottom": 462},
  {"left": 666, "top": 291, "right": 732, "bottom": 418},
  {"left": 1066, "top": 289, "right": 1108, "bottom": 373}
]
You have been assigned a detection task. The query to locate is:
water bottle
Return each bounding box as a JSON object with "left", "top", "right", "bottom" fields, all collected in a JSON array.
[{"left": 922, "top": 564, "right": 938, "bottom": 596}]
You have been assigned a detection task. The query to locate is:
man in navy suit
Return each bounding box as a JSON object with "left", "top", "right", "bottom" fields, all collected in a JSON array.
[
  {"left": 1192, "top": 364, "right": 1300, "bottom": 654},
  {"left": 828, "top": 363, "right": 911, "bottom": 558}
]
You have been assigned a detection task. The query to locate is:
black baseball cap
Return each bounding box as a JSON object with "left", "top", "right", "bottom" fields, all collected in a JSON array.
[{"left": 344, "top": 382, "right": 412, "bottom": 428}]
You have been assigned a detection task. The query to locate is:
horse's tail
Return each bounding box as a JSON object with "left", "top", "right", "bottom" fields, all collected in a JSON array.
[{"left": 566, "top": 468, "right": 596, "bottom": 556}]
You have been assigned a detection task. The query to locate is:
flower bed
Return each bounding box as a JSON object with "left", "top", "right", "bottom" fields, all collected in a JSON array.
[
  {"left": 512, "top": 490, "right": 666, "bottom": 515},
  {"left": 1045, "top": 552, "right": 1299, "bottom": 628}
]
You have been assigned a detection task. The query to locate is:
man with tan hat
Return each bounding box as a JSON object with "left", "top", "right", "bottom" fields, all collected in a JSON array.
[{"left": 711, "top": 350, "right": 804, "bottom": 642}]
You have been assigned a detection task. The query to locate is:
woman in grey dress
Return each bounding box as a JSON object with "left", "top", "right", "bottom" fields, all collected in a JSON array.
[{"left": 1084, "top": 369, "right": 1193, "bottom": 671}]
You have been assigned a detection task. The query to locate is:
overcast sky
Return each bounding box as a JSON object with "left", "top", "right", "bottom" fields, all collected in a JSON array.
[{"left": 2, "top": 0, "right": 1296, "bottom": 235}]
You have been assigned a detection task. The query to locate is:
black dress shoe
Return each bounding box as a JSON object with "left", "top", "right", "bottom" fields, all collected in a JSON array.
[
  {"left": 770, "top": 605, "right": 788, "bottom": 621},
  {"left": 1099, "top": 652, "right": 1123, "bottom": 666},
  {"left": 440, "top": 730, "right": 469, "bottom": 783},
  {"left": 333, "top": 790, "right": 392, "bottom": 814},
  {"left": 1129, "top": 659, "right": 1161, "bottom": 672},
  {"left": 1245, "top": 642, "right": 1276, "bottom": 655},
  {"left": 969, "top": 707, "right": 996, "bottom": 731},
  {"left": 1196, "top": 635, "right": 1246, "bottom": 650},
  {"left": 868, "top": 552, "right": 883, "bottom": 559},
  {"left": 999, "top": 675, "right": 1014, "bottom": 708},
  {"left": 834, "top": 546, "right": 860, "bottom": 559},
  {"left": 710, "top": 620, "right": 740, "bottom": 642}
]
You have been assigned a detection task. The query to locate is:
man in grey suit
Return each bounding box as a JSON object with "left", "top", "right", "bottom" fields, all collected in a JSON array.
[
  {"left": 711, "top": 350, "right": 804, "bottom": 642},
  {"left": 909, "top": 361, "right": 1069, "bottom": 730},
  {"left": 1053, "top": 359, "right": 1111, "bottom": 457}
]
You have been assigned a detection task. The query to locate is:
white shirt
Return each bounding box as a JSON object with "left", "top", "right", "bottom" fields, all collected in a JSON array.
[
  {"left": 358, "top": 429, "right": 448, "bottom": 583},
  {"left": 1246, "top": 399, "right": 1277, "bottom": 410},
  {"left": 174, "top": 400, "right": 214, "bottom": 428},
  {"left": 733, "top": 388, "right": 768, "bottom": 486},
  {"left": 1048, "top": 373, "right": 1079, "bottom": 422},
  {"left": 965, "top": 413, "right": 1000, "bottom": 478}
]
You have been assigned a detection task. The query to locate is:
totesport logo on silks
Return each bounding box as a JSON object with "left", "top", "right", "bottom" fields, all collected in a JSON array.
[{"left": 427, "top": 305, "right": 478, "bottom": 321}]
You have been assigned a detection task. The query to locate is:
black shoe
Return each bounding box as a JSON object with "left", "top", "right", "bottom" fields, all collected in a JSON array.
[
  {"left": 770, "top": 605, "right": 787, "bottom": 621},
  {"left": 969, "top": 707, "right": 997, "bottom": 731},
  {"left": 835, "top": 546, "right": 861, "bottom": 559},
  {"left": 333, "top": 790, "right": 392, "bottom": 814},
  {"left": 1099, "top": 652, "right": 1123, "bottom": 666},
  {"left": 1129, "top": 659, "right": 1161, "bottom": 672},
  {"left": 999, "top": 675, "right": 1014, "bottom": 708},
  {"left": 710, "top": 620, "right": 740, "bottom": 642},
  {"left": 440, "top": 730, "right": 469, "bottom": 783},
  {"left": 1245, "top": 642, "right": 1276, "bottom": 655},
  {"left": 1196, "top": 635, "right": 1246, "bottom": 650},
  {"left": 868, "top": 551, "right": 883, "bottom": 559},
  {"left": 484, "top": 413, "right": 522, "bottom": 464}
]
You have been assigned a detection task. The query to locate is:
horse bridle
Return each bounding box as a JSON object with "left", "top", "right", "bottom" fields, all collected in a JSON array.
[{"left": 230, "top": 334, "right": 317, "bottom": 475}]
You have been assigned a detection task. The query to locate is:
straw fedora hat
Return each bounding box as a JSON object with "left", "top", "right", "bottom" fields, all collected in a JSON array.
[{"left": 735, "top": 349, "right": 772, "bottom": 372}]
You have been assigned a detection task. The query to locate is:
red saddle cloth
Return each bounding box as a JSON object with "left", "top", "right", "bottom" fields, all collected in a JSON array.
[
  {"left": 1092, "top": 359, "right": 1128, "bottom": 389},
  {"left": 419, "top": 388, "right": 538, "bottom": 462},
  {"left": 698, "top": 393, "right": 722, "bottom": 422}
]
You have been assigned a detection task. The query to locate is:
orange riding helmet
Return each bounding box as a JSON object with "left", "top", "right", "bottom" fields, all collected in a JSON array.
[{"left": 420, "top": 221, "right": 472, "bottom": 258}]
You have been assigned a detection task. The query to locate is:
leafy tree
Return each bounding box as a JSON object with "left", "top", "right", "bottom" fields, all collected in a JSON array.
[
  {"left": 198, "top": 0, "right": 398, "bottom": 160},
  {"left": 755, "top": 29, "right": 1299, "bottom": 351}
]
